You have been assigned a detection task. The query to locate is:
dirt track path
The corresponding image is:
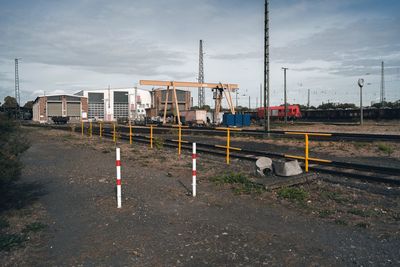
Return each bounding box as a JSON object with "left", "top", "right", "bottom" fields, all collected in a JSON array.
[{"left": 21, "top": 130, "right": 400, "bottom": 266}]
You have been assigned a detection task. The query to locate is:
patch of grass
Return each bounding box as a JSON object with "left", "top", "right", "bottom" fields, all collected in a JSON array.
[
  {"left": 210, "top": 172, "right": 265, "bottom": 194},
  {"left": 153, "top": 137, "right": 164, "bottom": 150},
  {"left": 334, "top": 219, "right": 348, "bottom": 226},
  {"left": 320, "top": 190, "right": 348, "bottom": 204},
  {"left": 277, "top": 187, "right": 309, "bottom": 203},
  {"left": 318, "top": 209, "right": 335, "bottom": 218},
  {"left": 0, "top": 233, "right": 26, "bottom": 251},
  {"left": 377, "top": 143, "right": 394, "bottom": 156},
  {"left": 0, "top": 218, "right": 10, "bottom": 230},
  {"left": 353, "top": 142, "right": 368, "bottom": 150},
  {"left": 348, "top": 208, "right": 378, "bottom": 217},
  {"left": 22, "top": 222, "right": 47, "bottom": 233}
]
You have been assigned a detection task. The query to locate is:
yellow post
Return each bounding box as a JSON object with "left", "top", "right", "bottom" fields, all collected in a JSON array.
[
  {"left": 226, "top": 128, "right": 230, "bottom": 164},
  {"left": 178, "top": 125, "right": 182, "bottom": 155},
  {"left": 129, "top": 123, "right": 132, "bottom": 145},
  {"left": 305, "top": 134, "right": 309, "bottom": 172},
  {"left": 99, "top": 122, "right": 102, "bottom": 138},
  {"left": 89, "top": 121, "right": 92, "bottom": 137},
  {"left": 113, "top": 123, "right": 116, "bottom": 143},
  {"left": 81, "top": 121, "right": 84, "bottom": 137},
  {"left": 150, "top": 125, "right": 153, "bottom": 149}
]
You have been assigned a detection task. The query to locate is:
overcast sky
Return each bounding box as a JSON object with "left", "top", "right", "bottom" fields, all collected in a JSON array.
[{"left": 0, "top": 0, "right": 399, "bottom": 107}]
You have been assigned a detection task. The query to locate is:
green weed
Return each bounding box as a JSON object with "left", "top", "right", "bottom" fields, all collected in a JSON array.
[
  {"left": 334, "top": 219, "right": 348, "bottom": 226},
  {"left": 277, "top": 187, "right": 309, "bottom": 203},
  {"left": 210, "top": 172, "right": 265, "bottom": 194},
  {"left": 318, "top": 209, "right": 335, "bottom": 218},
  {"left": 0, "top": 233, "right": 26, "bottom": 251},
  {"left": 377, "top": 143, "right": 394, "bottom": 156},
  {"left": 22, "top": 222, "right": 47, "bottom": 233}
]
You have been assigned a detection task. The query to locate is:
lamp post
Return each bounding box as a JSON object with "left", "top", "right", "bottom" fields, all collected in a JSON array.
[
  {"left": 358, "top": 78, "right": 364, "bottom": 125},
  {"left": 282, "top": 67, "right": 288, "bottom": 123}
]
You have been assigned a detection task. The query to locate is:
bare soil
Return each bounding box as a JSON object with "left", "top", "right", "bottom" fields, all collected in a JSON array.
[{"left": 1, "top": 128, "right": 399, "bottom": 266}]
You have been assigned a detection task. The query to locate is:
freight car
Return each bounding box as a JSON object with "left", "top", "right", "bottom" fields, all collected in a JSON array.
[
  {"left": 257, "top": 105, "right": 301, "bottom": 120},
  {"left": 301, "top": 107, "right": 400, "bottom": 121}
]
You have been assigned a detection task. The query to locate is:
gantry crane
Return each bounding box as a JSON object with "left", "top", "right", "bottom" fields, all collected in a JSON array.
[{"left": 139, "top": 80, "right": 239, "bottom": 125}]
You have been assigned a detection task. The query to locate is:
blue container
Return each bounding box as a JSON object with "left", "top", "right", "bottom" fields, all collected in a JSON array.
[
  {"left": 223, "top": 114, "right": 235, "bottom": 126},
  {"left": 235, "top": 114, "right": 243, "bottom": 127},
  {"left": 242, "top": 114, "right": 251, "bottom": 127}
]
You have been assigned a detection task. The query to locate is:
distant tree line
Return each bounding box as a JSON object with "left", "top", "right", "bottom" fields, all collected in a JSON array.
[{"left": 0, "top": 96, "right": 33, "bottom": 119}]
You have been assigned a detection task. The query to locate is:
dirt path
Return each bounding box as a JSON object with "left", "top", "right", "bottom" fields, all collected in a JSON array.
[{"left": 20, "top": 129, "right": 400, "bottom": 266}]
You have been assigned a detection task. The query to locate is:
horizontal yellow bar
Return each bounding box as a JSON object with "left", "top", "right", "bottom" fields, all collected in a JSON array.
[
  {"left": 284, "top": 155, "right": 332, "bottom": 163},
  {"left": 215, "top": 145, "right": 242, "bottom": 151},
  {"left": 171, "top": 140, "right": 189, "bottom": 143},
  {"left": 308, "top": 157, "right": 332, "bottom": 163},
  {"left": 284, "top": 132, "right": 332, "bottom": 137},
  {"left": 172, "top": 125, "right": 190, "bottom": 128},
  {"left": 215, "top": 127, "right": 242, "bottom": 131},
  {"left": 284, "top": 155, "right": 305, "bottom": 160}
]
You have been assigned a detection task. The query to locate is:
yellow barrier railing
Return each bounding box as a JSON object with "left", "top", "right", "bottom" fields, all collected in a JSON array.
[
  {"left": 216, "top": 127, "right": 242, "bottom": 164},
  {"left": 99, "top": 122, "right": 102, "bottom": 138},
  {"left": 89, "top": 121, "right": 92, "bottom": 138},
  {"left": 172, "top": 125, "right": 189, "bottom": 156},
  {"left": 129, "top": 123, "right": 133, "bottom": 145},
  {"left": 284, "top": 132, "right": 332, "bottom": 172},
  {"left": 113, "top": 123, "right": 117, "bottom": 143},
  {"left": 146, "top": 124, "right": 158, "bottom": 149},
  {"left": 81, "top": 121, "right": 84, "bottom": 137}
]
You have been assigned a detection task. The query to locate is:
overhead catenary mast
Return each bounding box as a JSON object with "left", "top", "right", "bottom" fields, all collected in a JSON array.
[
  {"left": 380, "top": 61, "right": 385, "bottom": 105},
  {"left": 264, "top": 0, "right": 270, "bottom": 133},
  {"left": 15, "top": 58, "right": 21, "bottom": 118},
  {"left": 198, "top": 40, "right": 205, "bottom": 108}
]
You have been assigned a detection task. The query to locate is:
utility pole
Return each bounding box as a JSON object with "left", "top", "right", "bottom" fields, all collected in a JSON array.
[
  {"left": 15, "top": 58, "right": 21, "bottom": 118},
  {"left": 307, "top": 89, "right": 310, "bottom": 108},
  {"left": 259, "top": 83, "right": 262, "bottom": 108},
  {"left": 282, "top": 67, "right": 288, "bottom": 123},
  {"left": 380, "top": 61, "right": 385, "bottom": 106},
  {"left": 249, "top": 95, "right": 251, "bottom": 110},
  {"left": 198, "top": 40, "right": 205, "bottom": 108},
  {"left": 263, "top": 0, "right": 270, "bottom": 133},
  {"left": 358, "top": 78, "right": 364, "bottom": 125}
]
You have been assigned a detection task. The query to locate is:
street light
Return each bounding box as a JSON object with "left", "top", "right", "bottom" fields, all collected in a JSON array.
[{"left": 358, "top": 78, "right": 364, "bottom": 125}]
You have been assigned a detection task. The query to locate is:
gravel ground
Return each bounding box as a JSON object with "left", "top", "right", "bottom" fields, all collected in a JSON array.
[{"left": 4, "top": 128, "right": 400, "bottom": 266}]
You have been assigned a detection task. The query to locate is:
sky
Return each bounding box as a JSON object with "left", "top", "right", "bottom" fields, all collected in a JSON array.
[{"left": 0, "top": 0, "right": 399, "bottom": 108}]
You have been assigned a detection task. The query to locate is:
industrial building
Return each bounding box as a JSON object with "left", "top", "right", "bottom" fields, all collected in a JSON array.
[
  {"left": 75, "top": 87, "right": 151, "bottom": 121},
  {"left": 147, "top": 88, "right": 191, "bottom": 117},
  {"left": 32, "top": 94, "right": 88, "bottom": 123}
]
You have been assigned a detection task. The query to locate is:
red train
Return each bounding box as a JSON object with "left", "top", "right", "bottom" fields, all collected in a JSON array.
[{"left": 257, "top": 105, "right": 302, "bottom": 120}]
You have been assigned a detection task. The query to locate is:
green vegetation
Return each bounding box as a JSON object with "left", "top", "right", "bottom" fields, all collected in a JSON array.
[
  {"left": 153, "top": 137, "right": 164, "bottom": 150},
  {"left": 0, "top": 233, "right": 26, "bottom": 251},
  {"left": 318, "top": 209, "right": 335, "bottom": 218},
  {"left": 0, "top": 114, "right": 30, "bottom": 185},
  {"left": 354, "top": 142, "right": 368, "bottom": 150},
  {"left": 210, "top": 172, "right": 265, "bottom": 194},
  {"left": 277, "top": 187, "right": 309, "bottom": 202},
  {"left": 320, "top": 190, "right": 348, "bottom": 204},
  {"left": 22, "top": 222, "right": 47, "bottom": 233},
  {"left": 377, "top": 143, "right": 394, "bottom": 156}
]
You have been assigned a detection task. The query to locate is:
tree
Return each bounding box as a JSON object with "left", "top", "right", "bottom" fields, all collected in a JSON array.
[
  {"left": 23, "top": 101, "right": 34, "bottom": 110},
  {"left": 2, "top": 96, "right": 18, "bottom": 108}
]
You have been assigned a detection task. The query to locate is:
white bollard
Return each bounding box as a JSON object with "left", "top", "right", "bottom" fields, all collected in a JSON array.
[
  {"left": 116, "top": 147, "right": 122, "bottom": 208},
  {"left": 192, "top": 143, "right": 196, "bottom": 197}
]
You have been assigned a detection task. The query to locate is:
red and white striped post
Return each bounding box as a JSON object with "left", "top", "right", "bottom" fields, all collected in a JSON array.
[
  {"left": 192, "top": 143, "right": 197, "bottom": 197},
  {"left": 116, "top": 147, "right": 122, "bottom": 208}
]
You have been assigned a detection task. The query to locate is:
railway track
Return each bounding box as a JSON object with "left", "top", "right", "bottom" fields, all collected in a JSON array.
[
  {"left": 112, "top": 124, "right": 400, "bottom": 142},
  {"left": 24, "top": 124, "right": 400, "bottom": 184}
]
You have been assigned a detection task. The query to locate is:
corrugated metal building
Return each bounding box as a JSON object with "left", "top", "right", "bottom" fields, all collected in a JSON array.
[
  {"left": 32, "top": 94, "right": 88, "bottom": 123},
  {"left": 150, "top": 88, "right": 191, "bottom": 116},
  {"left": 75, "top": 87, "right": 151, "bottom": 121}
]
